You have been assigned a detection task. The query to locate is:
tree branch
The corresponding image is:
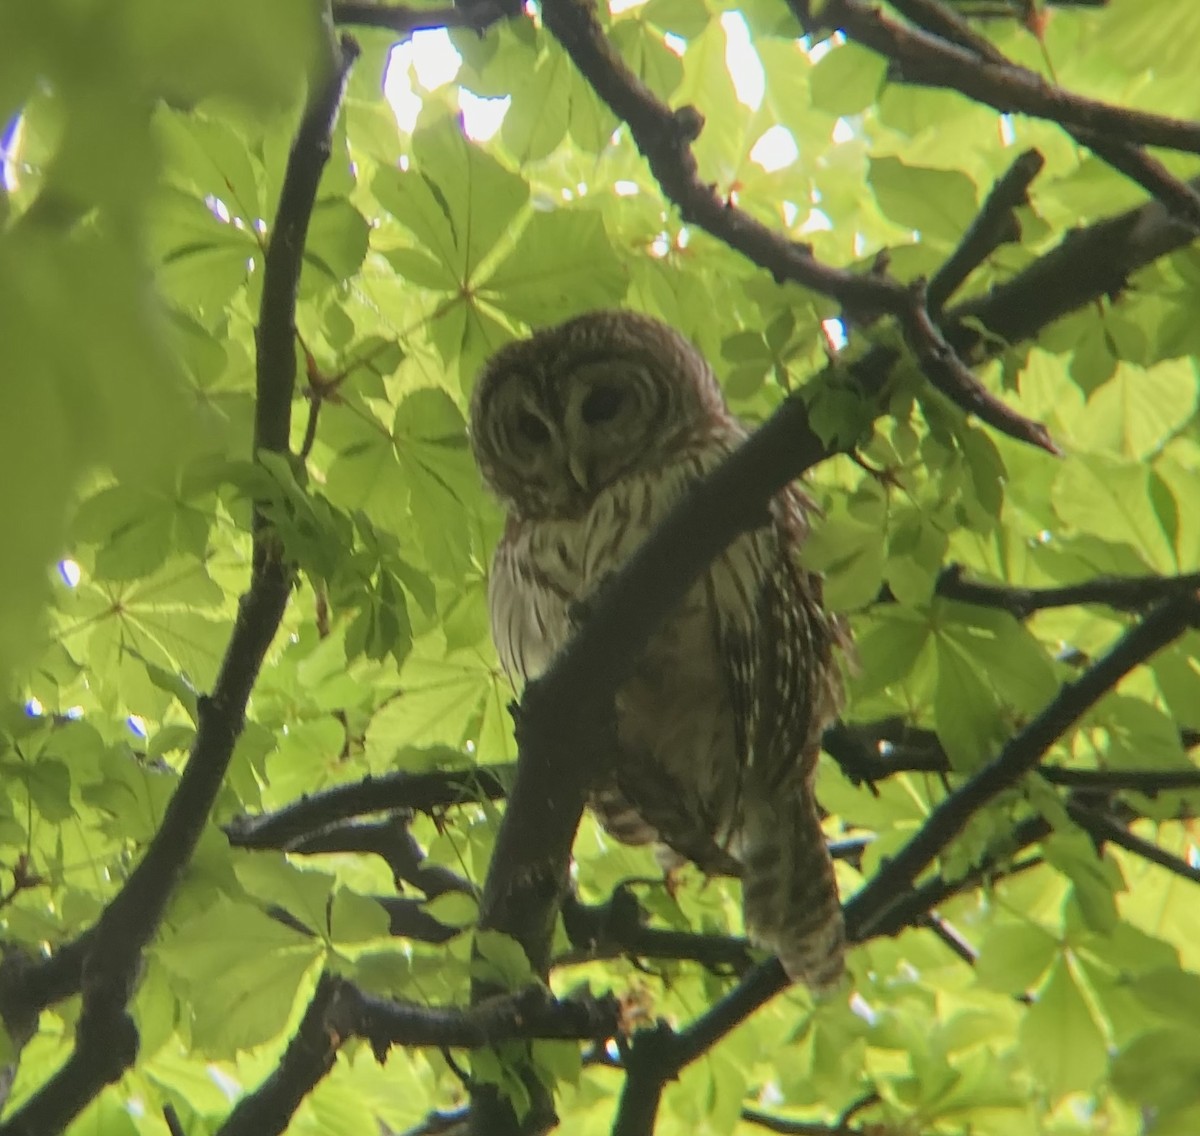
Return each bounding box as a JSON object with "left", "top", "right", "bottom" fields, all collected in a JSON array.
[
  {"left": 808, "top": 0, "right": 1200, "bottom": 156},
  {"left": 884, "top": 0, "right": 1200, "bottom": 227},
  {"left": 899, "top": 281, "right": 1060, "bottom": 453},
  {"left": 539, "top": 0, "right": 908, "bottom": 320},
  {"left": 926, "top": 147, "right": 1044, "bottom": 312},
  {"left": 933, "top": 564, "right": 1200, "bottom": 617},
  {"left": 0, "top": 35, "right": 360, "bottom": 1136},
  {"left": 560, "top": 890, "right": 755, "bottom": 974},
  {"left": 1068, "top": 803, "right": 1200, "bottom": 886},
  {"left": 850, "top": 593, "right": 1200, "bottom": 938},
  {"left": 226, "top": 763, "right": 511, "bottom": 848},
  {"left": 218, "top": 975, "right": 619, "bottom": 1136},
  {"left": 741, "top": 1107, "right": 870, "bottom": 1135},
  {"left": 825, "top": 717, "right": 1200, "bottom": 793},
  {"left": 332, "top": 0, "right": 518, "bottom": 37}
]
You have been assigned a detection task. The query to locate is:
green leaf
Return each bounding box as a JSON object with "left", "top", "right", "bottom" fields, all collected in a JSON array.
[
  {"left": 530, "top": 1039, "right": 582, "bottom": 1089},
  {"left": 1132, "top": 967, "right": 1200, "bottom": 1026},
  {"left": 800, "top": 515, "right": 886, "bottom": 611},
  {"left": 235, "top": 855, "right": 335, "bottom": 938},
  {"left": 934, "top": 637, "right": 1003, "bottom": 771},
  {"left": 302, "top": 199, "right": 370, "bottom": 293},
  {"left": 1112, "top": 1028, "right": 1200, "bottom": 1110},
  {"left": 393, "top": 389, "right": 478, "bottom": 574},
  {"left": 809, "top": 41, "right": 885, "bottom": 116},
  {"left": 1079, "top": 358, "right": 1198, "bottom": 459},
  {"left": 869, "top": 157, "right": 979, "bottom": 244},
  {"left": 1052, "top": 452, "right": 1177, "bottom": 570},
  {"left": 329, "top": 890, "right": 391, "bottom": 944},
  {"left": 480, "top": 211, "right": 627, "bottom": 326},
  {"left": 423, "top": 891, "right": 479, "bottom": 930},
  {"left": 1044, "top": 830, "right": 1122, "bottom": 933},
  {"left": 500, "top": 51, "right": 571, "bottom": 163},
  {"left": 373, "top": 117, "right": 528, "bottom": 283},
  {"left": 1018, "top": 957, "right": 1107, "bottom": 1096},
  {"left": 472, "top": 930, "right": 534, "bottom": 991}
]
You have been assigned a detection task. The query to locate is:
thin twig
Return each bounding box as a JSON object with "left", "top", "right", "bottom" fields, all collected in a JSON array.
[
  {"left": 741, "top": 1106, "right": 868, "bottom": 1135},
  {"left": 1069, "top": 804, "right": 1200, "bottom": 885},
  {"left": 900, "top": 281, "right": 1061, "bottom": 453},
  {"left": 927, "top": 148, "right": 1044, "bottom": 312},
  {"left": 934, "top": 563, "right": 1200, "bottom": 617}
]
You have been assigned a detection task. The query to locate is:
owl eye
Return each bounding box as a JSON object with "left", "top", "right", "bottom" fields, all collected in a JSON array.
[
  {"left": 581, "top": 383, "right": 623, "bottom": 426},
  {"left": 516, "top": 411, "right": 551, "bottom": 445}
]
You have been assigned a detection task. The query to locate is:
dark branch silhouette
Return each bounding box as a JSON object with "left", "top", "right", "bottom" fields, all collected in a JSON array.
[
  {"left": 802, "top": 0, "right": 1200, "bottom": 157},
  {"left": 884, "top": 0, "right": 1200, "bottom": 226},
  {"left": 0, "top": 32, "right": 360, "bottom": 1136}
]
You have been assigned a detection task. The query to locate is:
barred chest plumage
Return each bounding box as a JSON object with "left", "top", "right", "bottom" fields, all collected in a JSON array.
[{"left": 489, "top": 447, "right": 767, "bottom": 858}]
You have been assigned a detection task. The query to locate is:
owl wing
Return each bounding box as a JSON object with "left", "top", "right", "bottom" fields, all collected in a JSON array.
[
  {"left": 715, "top": 485, "right": 847, "bottom": 990},
  {"left": 714, "top": 487, "right": 838, "bottom": 794}
]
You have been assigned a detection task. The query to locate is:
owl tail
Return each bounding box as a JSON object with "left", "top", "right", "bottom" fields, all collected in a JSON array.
[{"left": 740, "top": 783, "right": 846, "bottom": 993}]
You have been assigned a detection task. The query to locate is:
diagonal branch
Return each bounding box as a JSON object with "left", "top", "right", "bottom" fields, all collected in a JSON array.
[
  {"left": 899, "top": 281, "right": 1060, "bottom": 453},
  {"left": 884, "top": 0, "right": 1200, "bottom": 227},
  {"left": 850, "top": 593, "right": 1200, "bottom": 937},
  {"left": 539, "top": 0, "right": 908, "bottom": 319},
  {"left": 926, "top": 147, "right": 1044, "bottom": 312},
  {"left": 807, "top": 0, "right": 1200, "bottom": 156},
  {"left": 1068, "top": 802, "right": 1200, "bottom": 886}
]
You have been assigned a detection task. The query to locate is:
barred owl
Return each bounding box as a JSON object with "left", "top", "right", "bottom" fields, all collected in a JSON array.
[{"left": 469, "top": 311, "right": 846, "bottom": 990}]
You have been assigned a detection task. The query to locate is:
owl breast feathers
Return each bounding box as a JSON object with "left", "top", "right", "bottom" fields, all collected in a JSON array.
[{"left": 469, "top": 310, "right": 846, "bottom": 991}]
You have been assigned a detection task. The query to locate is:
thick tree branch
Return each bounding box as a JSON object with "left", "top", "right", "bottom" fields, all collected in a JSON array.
[
  {"left": 884, "top": 0, "right": 1200, "bottom": 227},
  {"left": 218, "top": 975, "right": 619, "bottom": 1136},
  {"left": 946, "top": 173, "right": 1200, "bottom": 352},
  {"left": 0, "top": 36, "right": 359, "bottom": 1136},
  {"left": 806, "top": 0, "right": 1200, "bottom": 156},
  {"left": 540, "top": 0, "right": 908, "bottom": 320}
]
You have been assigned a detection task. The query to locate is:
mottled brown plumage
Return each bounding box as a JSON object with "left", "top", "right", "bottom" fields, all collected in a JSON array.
[{"left": 469, "top": 311, "right": 846, "bottom": 990}]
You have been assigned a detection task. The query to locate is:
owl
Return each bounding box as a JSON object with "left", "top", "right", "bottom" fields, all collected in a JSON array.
[{"left": 469, "top": 311, "right": 846, "bottom": 991}]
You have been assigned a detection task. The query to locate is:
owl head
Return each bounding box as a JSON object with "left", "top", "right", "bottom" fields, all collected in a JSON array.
[{"left": 469, "top": 310, "right": 729, "bottom": 519}]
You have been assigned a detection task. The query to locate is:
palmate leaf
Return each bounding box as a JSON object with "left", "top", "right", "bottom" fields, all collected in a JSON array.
[
  {"left": 7, "top": 0, "right": 1200, "bottom": 1131},
  {"left": 374, "top": 116, "right": 528, "bottom": 286},
  {"left": 1018, "top": 957, "right": 1108, "bottom": 1097},
  {"left": 479, "top": 211, "right": 628, "bottom": 325}
]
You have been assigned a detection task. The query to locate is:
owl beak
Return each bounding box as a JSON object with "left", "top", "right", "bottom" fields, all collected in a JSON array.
[{"left": 567, "top": 452, "right": 593, "bottom": 494}]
